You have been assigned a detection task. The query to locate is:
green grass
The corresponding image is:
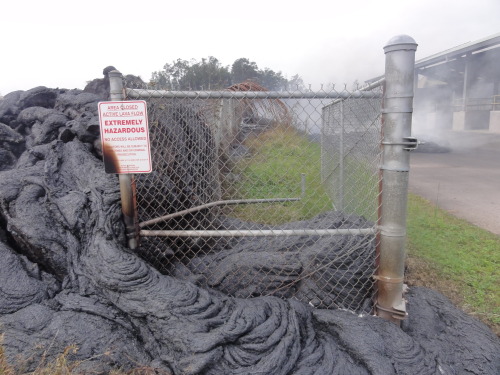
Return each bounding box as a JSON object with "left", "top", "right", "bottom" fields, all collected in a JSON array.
[
  {"left": 228, "top": 126, "right": 333, "bottom": 224},
  {"left": 226, "top": 126, "right": 379, "bottom": 224},
  {"left": 406, "top": 194, "right": 500, "bottom": 328},
  {"left": 330, "top": 156, "right": 379, "bottom": 222}
]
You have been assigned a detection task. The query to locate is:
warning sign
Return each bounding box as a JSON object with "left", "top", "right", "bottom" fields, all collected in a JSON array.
[{"left": 98, "top": 101, "right": 152, "bottom": 174}]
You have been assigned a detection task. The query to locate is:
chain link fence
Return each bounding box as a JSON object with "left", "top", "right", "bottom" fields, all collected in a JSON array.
[
  {"left": 123, "top": 84, "right": 383, "bottom": 313},
  {"left": 321, "top": 83, "right": 384, "bottom": 222}
]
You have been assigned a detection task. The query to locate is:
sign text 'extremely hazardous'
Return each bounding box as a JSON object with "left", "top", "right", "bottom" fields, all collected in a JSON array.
[{"left": 98, "top": 100, "right": 152, "bottom": 174}]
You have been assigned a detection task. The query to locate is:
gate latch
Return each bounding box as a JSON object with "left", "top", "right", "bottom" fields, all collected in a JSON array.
[
  {"left": 382, "top": 137, "right": 419, "bottom": 151},
  {"left": 403, "top": 136, "right": 418, "bottom": 151}
]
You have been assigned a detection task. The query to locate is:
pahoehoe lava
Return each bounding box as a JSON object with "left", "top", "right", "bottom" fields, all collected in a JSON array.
[{"left": 0, "top": 72, "right": 498, "bottom": 374}]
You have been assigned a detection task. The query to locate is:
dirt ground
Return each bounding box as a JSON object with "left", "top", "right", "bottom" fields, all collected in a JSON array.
[{"left": 409, "top": 130, "right": 500, "bottom": 236}]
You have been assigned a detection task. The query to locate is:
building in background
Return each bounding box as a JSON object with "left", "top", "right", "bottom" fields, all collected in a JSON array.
[{"left": 370, "top": 33, "right": 500, "bottom": 133}]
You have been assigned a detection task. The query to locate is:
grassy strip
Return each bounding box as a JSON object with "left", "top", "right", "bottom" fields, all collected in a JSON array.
[
  {"left": 228, "top": 127, "right": 333, "bottom": 224},
  {"left": 227, "top": 126, "right": 379, "bottom": 224},
  {"left": 406, "top": 194, "right": 500, "bottom": 332}
]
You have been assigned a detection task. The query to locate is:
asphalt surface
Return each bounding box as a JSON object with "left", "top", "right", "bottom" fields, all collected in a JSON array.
[{"left": 409, "top": 131, "right": 500, "bottom": 236}]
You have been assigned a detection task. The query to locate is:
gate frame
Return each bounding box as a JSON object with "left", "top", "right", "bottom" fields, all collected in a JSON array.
[{"left": 107, "top": 35, "right": 418, "bottom": 325}]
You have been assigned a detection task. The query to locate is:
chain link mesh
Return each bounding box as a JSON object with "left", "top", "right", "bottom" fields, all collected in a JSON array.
[
  {"left": 321, "top": 86, "right": 383, "bottom": 222},
  {"left": 127, "top": 84, "right": 383, "bottom": 313}
]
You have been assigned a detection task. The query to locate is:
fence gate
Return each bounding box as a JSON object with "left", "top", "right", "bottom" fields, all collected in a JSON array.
[{"left": 110, "top": 35, "right": 417, "bottom": 322}]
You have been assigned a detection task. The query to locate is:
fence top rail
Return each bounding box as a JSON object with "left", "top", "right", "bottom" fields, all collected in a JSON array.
[
  {"left": 322, "top": 77, "right": 386, "bottom": 109},
  {"left": 125, "top": 88, "right": 383, "bottom": 100}
]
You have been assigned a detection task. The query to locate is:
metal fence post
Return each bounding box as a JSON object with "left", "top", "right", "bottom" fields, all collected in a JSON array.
[
  {"left": 339, "top": 100, "right": 345, "bottom": 211},
  {"left": 376, "top": 35, "right": 418, "bottom": 324},
  {"left": 108, "top": 70, "right": 138, "bottom": 249}
]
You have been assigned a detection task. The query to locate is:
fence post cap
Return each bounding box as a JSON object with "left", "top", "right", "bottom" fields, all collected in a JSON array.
[
  {"left": 384, "top": 35, "right": 418, "bottom": 53},
  {"left": 108, "top": 70, "right": 122, "bottom": 78}
]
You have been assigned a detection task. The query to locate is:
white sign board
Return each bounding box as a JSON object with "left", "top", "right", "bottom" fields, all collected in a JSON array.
[{"left": 98, "top": 100, "right": 152, "bottom": 174}]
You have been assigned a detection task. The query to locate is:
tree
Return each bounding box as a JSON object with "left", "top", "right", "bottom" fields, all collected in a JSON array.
[
  {"left": 150, "top": 57, "right": 303, "bottom": 92},
  {"left": 231, "top": 59, "right": 288, "bottom": 90},
  {"left": 150, "top": 57, "right": 231, "bottom": 90},
  {"left": 287, "top": 74, "right": 305, "bottom": 91},
  {"left": 184, "top": 57, "right": 231, "bottom": 90},
  {"left": 231, "top": 58, "right": 260, "bottom": 84},
  {"left": 150, "top": 58, "right": 189, "bottom": 90},
  {"left": 258, "top": 68, "right": 287, "bottom": 91}
]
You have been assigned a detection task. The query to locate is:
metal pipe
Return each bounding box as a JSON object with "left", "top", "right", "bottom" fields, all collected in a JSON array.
[
  {"left": 339, "top": 100, "right": 345, "bottom": 211},
  {"left": 108, "top": 70, "right": 138, "bottom": 250},
  {"left": 139, "top": 197, "right": 301, "bottom": 228},
  {"left": 376, "top": 35, "right": 418, "bottom": 324},
  {"left": 126, "top": 89, "right": 383, "bottom": 100},
  {"left": 300, "top": 173, "right": 306, "bottom": 198},
  {"left": 119, "top": 174, "right": 138, "bottom": 249},
  {"left": 140, "top": 228, "right": 376, "bottom": 237}
]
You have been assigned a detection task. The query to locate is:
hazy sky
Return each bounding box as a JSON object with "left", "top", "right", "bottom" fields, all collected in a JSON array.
[{"left": 1, "top": 0, "right": 499, "bottom": 95}]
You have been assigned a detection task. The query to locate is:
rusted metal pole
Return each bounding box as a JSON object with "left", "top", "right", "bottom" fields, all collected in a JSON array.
[
  {"left": 108, "top": 70, "right": 138, "bottom": 249},
  {"left": 138, "top": 198, "right": 301, "bottom": 228},
  {"left": 376, "top": 35, "right": 418, "bottom": 324}
]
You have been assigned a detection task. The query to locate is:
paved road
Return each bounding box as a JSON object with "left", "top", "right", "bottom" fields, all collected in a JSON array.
[{"left": 409, "top": 131, "right": 500, "bottom": 236}]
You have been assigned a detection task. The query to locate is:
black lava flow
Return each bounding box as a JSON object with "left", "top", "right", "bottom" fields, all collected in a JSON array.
[{"left": 0, "top": 71, "right": 498, "bottom": 374}]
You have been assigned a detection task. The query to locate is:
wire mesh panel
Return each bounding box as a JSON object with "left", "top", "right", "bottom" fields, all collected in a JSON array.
[
  {"left": 321, "top": 84, "right": 383, "bottom": 222},
  {"left": 127, "top": 84, "right": 383, "bottom": 313}
]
